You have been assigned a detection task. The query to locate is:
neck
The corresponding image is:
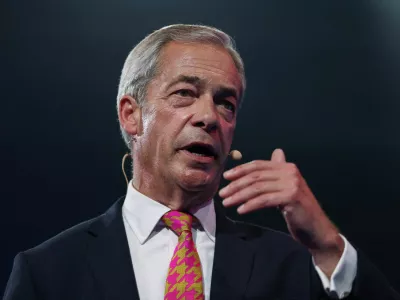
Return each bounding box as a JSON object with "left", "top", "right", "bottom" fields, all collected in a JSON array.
[{"left": 131, "top": 168, "right": 219, "bottom": 212}]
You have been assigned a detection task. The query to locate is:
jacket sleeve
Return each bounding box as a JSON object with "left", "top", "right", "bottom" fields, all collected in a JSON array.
[
  {"left": 348, "top": 250, "right": 400, "bottom": 300},
  {"left": 3, "top": 253, "right": 37, "bottom": 300},
  {"left": 311, "top": 249, "right": 400, "bottom": 300}
]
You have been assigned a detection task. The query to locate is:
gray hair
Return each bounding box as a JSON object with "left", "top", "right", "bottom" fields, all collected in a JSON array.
[{"left": 117, "top": 24, "right": 246, "bottom": 149}]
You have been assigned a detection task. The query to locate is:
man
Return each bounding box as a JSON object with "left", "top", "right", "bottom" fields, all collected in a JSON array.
[{"left": 4, "top": 24, "right": 399, "bottom": 300}]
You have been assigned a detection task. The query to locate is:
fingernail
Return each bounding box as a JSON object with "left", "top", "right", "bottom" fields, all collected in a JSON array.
[
  {"left": 224, "top": 169, "right": 234, "bottom": 177},
  {"left": 222, "top": 197, "right": 231, "bottom": 206},
  {"left": 237, "top": 204, "right": 245, "bottom": 214},
  {"left": 219, "top": 187, "right": 227, "bottom": 196}
]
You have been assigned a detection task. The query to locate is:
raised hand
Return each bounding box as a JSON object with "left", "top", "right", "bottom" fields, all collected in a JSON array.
[{"left": 219, "top": 148, "right": 344, "bottom": 277}]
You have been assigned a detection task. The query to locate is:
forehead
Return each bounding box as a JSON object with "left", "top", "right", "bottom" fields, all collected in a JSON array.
[{"left": 156, "top": 41, "right": 242, "bottom": 92}]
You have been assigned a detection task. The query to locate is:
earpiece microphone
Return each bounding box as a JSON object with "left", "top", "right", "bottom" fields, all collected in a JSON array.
[
  {"left": 122, "top": 153, "right": 130, "bottom": 186},
  {"left": 229, "top": 150, "right": 242, "bottom": 161}
]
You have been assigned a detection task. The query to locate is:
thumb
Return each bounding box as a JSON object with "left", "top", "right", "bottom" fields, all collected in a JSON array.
[{"left": 271, "top": 148, "right": 286, "bottom": 163}]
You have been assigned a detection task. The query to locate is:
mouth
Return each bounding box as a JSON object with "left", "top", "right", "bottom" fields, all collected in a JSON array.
[{"left": 179, "top": 142, "right": 218, "bottom": 162}]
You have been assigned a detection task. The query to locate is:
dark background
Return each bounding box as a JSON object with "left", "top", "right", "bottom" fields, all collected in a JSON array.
[{"left": 2, "top": 0, "right": 400, "bottom": 294}]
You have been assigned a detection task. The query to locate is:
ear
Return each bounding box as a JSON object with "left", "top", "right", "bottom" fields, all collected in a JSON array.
[{"left": 118, "top": 95, "right": 141, "bottom": 137}]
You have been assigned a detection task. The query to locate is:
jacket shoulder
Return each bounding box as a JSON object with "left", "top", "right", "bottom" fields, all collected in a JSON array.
[
  {"left": 24, "top": 213, "right": 104, "bottom": 261},
  {"left": 24, "top": 197, "right": 125, "bottom": 259}
]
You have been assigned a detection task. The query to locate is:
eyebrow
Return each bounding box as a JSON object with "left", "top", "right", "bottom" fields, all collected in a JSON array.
[
  {"left": 166, "top": 74, "right": 239, "bottom": 100},
  {"left": 166, "top": 75, "right": 204, "bottom": 90},
  {"left": 214, "top": 87, "right": 239, "bottom": 102}
]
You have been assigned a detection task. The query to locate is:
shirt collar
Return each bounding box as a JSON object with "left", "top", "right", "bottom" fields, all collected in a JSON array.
[
  {"left": 190, "top": 196, "right": 216, "bottom": 243},
  {"left": 122, "top": 181, "right": 216, "bottom": 245}
]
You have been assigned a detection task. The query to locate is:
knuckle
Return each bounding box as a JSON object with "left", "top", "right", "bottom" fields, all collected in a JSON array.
[
  {"left": 288, "top": 186, "right": 299, "bottom": 198},
  {"left": 290, "top": 177, "right": 300, "bottom": 188},
  {"left": 229, "top": 181, "right": 238, "bottom": 191},
  {"left": 249, "top": 160, "right": 261, "bottom": 170},
  {"left": 252, "top": 182, "right": 264, "bottom": 194},
  {"left": 251, "top": 171, "right": 262, "bottom": 181},
  {"left": 266, "top": 193, "right": 278, "bottom": 202},
  {"left": 286, "top": 163, "right": 298, "bottom": 174},
  {"left": 261, "top": 197, "right": 271, "bottom": 208}
]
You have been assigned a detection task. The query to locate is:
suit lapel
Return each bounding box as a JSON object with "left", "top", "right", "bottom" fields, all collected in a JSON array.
[
  {"left": 210, "top": 201, "right": 256, "bottom": 300},
  {"left": 84, "top": 197, "right": 255, "bottom": 300},
  {"left": 86, "top": 198, "right": 140, "bottom": 300}
]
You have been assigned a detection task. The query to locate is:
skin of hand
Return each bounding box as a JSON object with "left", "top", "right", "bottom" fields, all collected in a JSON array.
[{"left": 219, "top": 148, "right": 344, "bottom": 278}]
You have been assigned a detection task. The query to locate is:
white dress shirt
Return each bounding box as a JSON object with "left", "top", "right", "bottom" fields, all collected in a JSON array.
[{"left": 122, "top": 182, "right": 357, "bottom": 300}]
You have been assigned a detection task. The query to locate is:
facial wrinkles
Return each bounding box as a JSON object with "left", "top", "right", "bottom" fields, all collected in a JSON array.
[
  {"left": 189, "top": 96, "right": 235, "bottom": 163},
  {"left": 181, "top": 67, "right": 234, "bottom": 87},
  {"left": 157, "top": 43, "right": 241, "bottom": 98},
  {"left": 170, "top": 85, "right": 235, "bottom": 162},
  {"left": 161, "top": 45, "right": 237, "bottom": 155},
  {"left": 182, "top": 59, "right": 226, "bottom": 74},
  {"left": 179, "top": 47, "right": 241, "bottom": 86},
  {"left": 139, "top": 97, "right": 164, "bottom": 161},
  {"left": 143, "top": 72, "right": 187, "bottom": 149},
  {"left": 132, "top": 42, "right": 242, "bottom": 209}
]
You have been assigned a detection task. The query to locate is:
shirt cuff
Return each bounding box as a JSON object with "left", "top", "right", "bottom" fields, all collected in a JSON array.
[{"left": 312, "top": 234, "right": 358, "bottom": 299}]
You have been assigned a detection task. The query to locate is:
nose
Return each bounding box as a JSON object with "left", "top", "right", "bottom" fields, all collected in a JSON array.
[{"left": 191, "top": 95, "right": 218, "bottom": 133}]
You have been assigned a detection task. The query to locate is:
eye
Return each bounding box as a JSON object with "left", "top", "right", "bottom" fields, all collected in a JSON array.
[
  {"left": 218, "top": 99, "right": 236, "bottom": 113},
  {"left": 175, "top": 89, "right": 196, "bottom": 98}
]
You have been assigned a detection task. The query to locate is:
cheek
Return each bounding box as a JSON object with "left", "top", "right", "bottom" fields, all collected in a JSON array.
[
  {"left": 139, "top": 107, "right": 164, "bottom": 154},
  {"left": 141, "top": 106, "right": 156, "bottom": 135},
  {"left": 220, "top": 123, "right": 236, "bottom": 153},
  {"left": 142, "top": 106, "right": 187, "bottom": 150},
  {"left": 222, "top": 121, "right": 235, "bottom": 141},
  {"left": 141, "top": 105, "right": 170, "bottom": 135}
]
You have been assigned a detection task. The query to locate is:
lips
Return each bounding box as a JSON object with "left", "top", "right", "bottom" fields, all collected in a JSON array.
[{"left": 179, "top": 142, "right": 218, "bottom": 159}]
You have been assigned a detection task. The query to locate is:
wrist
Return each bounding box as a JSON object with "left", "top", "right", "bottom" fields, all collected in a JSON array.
[{"left": 310, "top": 232, "right": 345, "bottom": 278}]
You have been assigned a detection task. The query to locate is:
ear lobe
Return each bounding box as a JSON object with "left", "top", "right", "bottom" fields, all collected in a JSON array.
[{"left": 118, "top": 95, "right": 141, "bottom": 137}]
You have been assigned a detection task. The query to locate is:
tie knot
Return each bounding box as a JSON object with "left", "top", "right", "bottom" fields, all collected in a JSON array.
[{"left": 162, "top": 211, "right": 193, "bottom": 236}]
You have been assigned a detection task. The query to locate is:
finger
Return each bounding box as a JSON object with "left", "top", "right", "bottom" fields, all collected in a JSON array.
[
  {"left": 222, "top": 181, "right": 285, "bottom": 207},
  {"left": 219, "top": 169, "right": 284, "bottom": 198},
  {"left": 236, "top": 192, "right": 291, "bottom": 214},
  {"left": 223, "top": 160, "right": 280, "bottom": 181},
  {"left": 271, "top": 148, "right": 286, "bottom": 163}
]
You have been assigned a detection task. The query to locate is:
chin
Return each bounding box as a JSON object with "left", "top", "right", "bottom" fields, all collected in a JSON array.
[{"left": 176, "top": 168, "right": 218, "bottom": 192}]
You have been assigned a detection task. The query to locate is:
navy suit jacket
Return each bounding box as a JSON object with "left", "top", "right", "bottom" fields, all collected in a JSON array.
[{"left": 3, "top": 198, "right": 400, "bottom": 300}]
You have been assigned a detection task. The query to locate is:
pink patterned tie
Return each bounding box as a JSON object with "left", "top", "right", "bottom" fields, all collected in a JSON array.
[{"left": 162, "top": 211, "right": 204, "bottom": 300}]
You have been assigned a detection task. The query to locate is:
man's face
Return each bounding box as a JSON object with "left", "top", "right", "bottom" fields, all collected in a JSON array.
[{"left": 135, "top": 41, "right": 242, "bottom": 192}]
